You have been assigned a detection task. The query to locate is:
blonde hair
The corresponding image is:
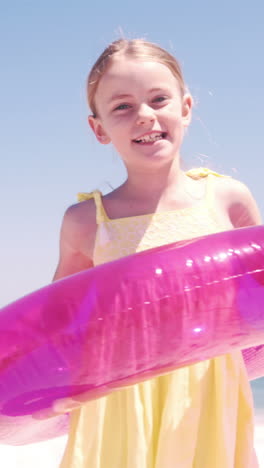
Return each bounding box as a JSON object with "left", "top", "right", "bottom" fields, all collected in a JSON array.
[{"left": 87, "top": 39, "right": 186, "bottom": 116}]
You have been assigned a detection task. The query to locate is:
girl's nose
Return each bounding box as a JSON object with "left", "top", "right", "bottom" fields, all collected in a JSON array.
[{"left": 136, "top": 104, "right": 155, "bottom": 125}]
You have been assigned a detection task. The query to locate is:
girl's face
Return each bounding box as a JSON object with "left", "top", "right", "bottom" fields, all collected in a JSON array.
[{"left": 89, "top": 57, "right": 192, "bottom": 171}]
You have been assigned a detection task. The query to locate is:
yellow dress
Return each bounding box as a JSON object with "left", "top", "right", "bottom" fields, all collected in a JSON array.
[{"left": 59, "top": 170, "right": 258, "bottom": 468}]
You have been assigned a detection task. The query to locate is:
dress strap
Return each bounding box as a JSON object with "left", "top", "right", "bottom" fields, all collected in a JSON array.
[
  {"left": 186, "top": 167, "right": 229, "bottom": 209},
  {"left": 185, "top": 167, "right": 226, "bottom": 180},
  {"left": 204, "top": 174, "right": 216, "bottom": 209},
  {"left": 77, "top": 190, "right": 109, "bottom": 224}
]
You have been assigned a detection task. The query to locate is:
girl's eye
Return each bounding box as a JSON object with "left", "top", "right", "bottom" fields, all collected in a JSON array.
[
  {"left": 114, "top": 103, "right": 131, "bottom": 111},
  {"left": 153, "top": 96, "right": 167, "bottom": 103}
]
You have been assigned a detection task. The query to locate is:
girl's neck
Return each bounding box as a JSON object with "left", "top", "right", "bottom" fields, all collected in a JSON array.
[{"left": 120, "top": 159, "right": 185, "bottom": 201}]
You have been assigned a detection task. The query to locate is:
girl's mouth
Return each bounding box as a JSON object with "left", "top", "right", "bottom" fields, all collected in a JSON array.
[{"left": 133, "top": 132, "right": 167, "bottom": 144}]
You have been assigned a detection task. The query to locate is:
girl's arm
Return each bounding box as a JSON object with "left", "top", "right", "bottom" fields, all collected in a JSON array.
[
  {"left": 35, "top": 204, "right": 95, "bottom": 419},
  {"left": 53, "top": 204, "right": 95, "bottom": 281},
  {"left": 226, "top": 179, "right": 262, "bottom": 228}
]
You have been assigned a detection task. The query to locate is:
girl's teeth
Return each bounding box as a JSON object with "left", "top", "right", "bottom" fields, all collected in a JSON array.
[{"left": 136, "top": 133, "right": 164, "bottom": 143}]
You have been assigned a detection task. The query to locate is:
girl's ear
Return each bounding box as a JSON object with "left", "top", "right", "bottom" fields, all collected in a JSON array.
[
  {"left": 181, "top": 94, "right": 193, "bottom": 127},
  {"left": 88, "top": 116, "right": 111, "bottom": 144}
]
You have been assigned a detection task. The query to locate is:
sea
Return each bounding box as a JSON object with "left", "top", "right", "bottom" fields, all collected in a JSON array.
[
  {"left": 252, "top": 377, "right": 264, "bottom": 417},
  {"left": 252, "top": 378, "right": 264, "bottom": 466}
]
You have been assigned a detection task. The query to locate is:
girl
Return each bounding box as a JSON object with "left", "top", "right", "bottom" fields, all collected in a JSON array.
[{"left": 54, "top": 39, "right": 261, "bottom": 468}]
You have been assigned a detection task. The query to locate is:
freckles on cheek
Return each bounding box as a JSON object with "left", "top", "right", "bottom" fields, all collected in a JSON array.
[
  {"left": 168, "top": 115, "right": 182, "bottom": 128},
  {"left": 166, "top": 106, "right": 181, "bottom": 118}
]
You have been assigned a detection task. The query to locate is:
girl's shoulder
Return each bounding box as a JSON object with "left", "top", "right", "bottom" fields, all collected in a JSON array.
[
  {"left": 53, "top": 196, "right": 98, "bottom": 281},
  {"left": 212, "top": 175, "right": 262, "bottom": 227},
  {"left": 66, "top": 193, "right": 97, "bottom": 230},
  {"left": 62, "top": 194, "right": 98, "bottom": 259}
]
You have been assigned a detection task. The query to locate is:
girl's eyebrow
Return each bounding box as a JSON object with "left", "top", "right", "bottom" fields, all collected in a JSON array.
[
  {"left": 108, "top": 87, "right": 169, "bottom": 104},
  {"left": 149, "top": 87, "right": 168, "bottom": 93},
  {"left": 108, "top": 93, "right": 132, "bottom": 103}
]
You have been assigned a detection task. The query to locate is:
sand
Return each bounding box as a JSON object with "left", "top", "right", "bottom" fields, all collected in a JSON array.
[{"left": 1, "top": 424, "right": 264, "bottom": 467}]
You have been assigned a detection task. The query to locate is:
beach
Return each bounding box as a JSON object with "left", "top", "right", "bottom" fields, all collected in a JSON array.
[
  {"left": 255, "top": 420, "right": 264, "bottom": 466},
  {"left": 1, "top": 427, "right": 264, "bottom": 467},
  {"left": 1, "top": 425, "right": 264, "bottom": 467},
  {"left": 1, "top": 379, "right": 263, "bottom": 467}
]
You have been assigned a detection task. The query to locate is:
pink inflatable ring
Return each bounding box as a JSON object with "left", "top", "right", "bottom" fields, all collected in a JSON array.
[{"left": 0, "top": 225, "right": 263, "bottom": 444}]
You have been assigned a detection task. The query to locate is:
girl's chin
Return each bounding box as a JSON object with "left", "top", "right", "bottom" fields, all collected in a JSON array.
[
  {"left": 135, "top": 147, "right": 178, "bottom": 162},
  {"left": 130, "top": 152, "right": 179, "bottom": 170}
]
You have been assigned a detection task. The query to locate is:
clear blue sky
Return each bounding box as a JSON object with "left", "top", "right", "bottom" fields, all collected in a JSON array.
[{"left": 1, "top": 0, "right": 264, "bottom": 306}]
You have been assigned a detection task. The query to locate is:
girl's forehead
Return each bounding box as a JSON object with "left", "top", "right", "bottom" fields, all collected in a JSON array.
[
  {"left": 97, "top": 57, "right": 179, "bottom": 93},
  {"left": 107, "top": 56, "right": 173, "bottom": 76}
]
